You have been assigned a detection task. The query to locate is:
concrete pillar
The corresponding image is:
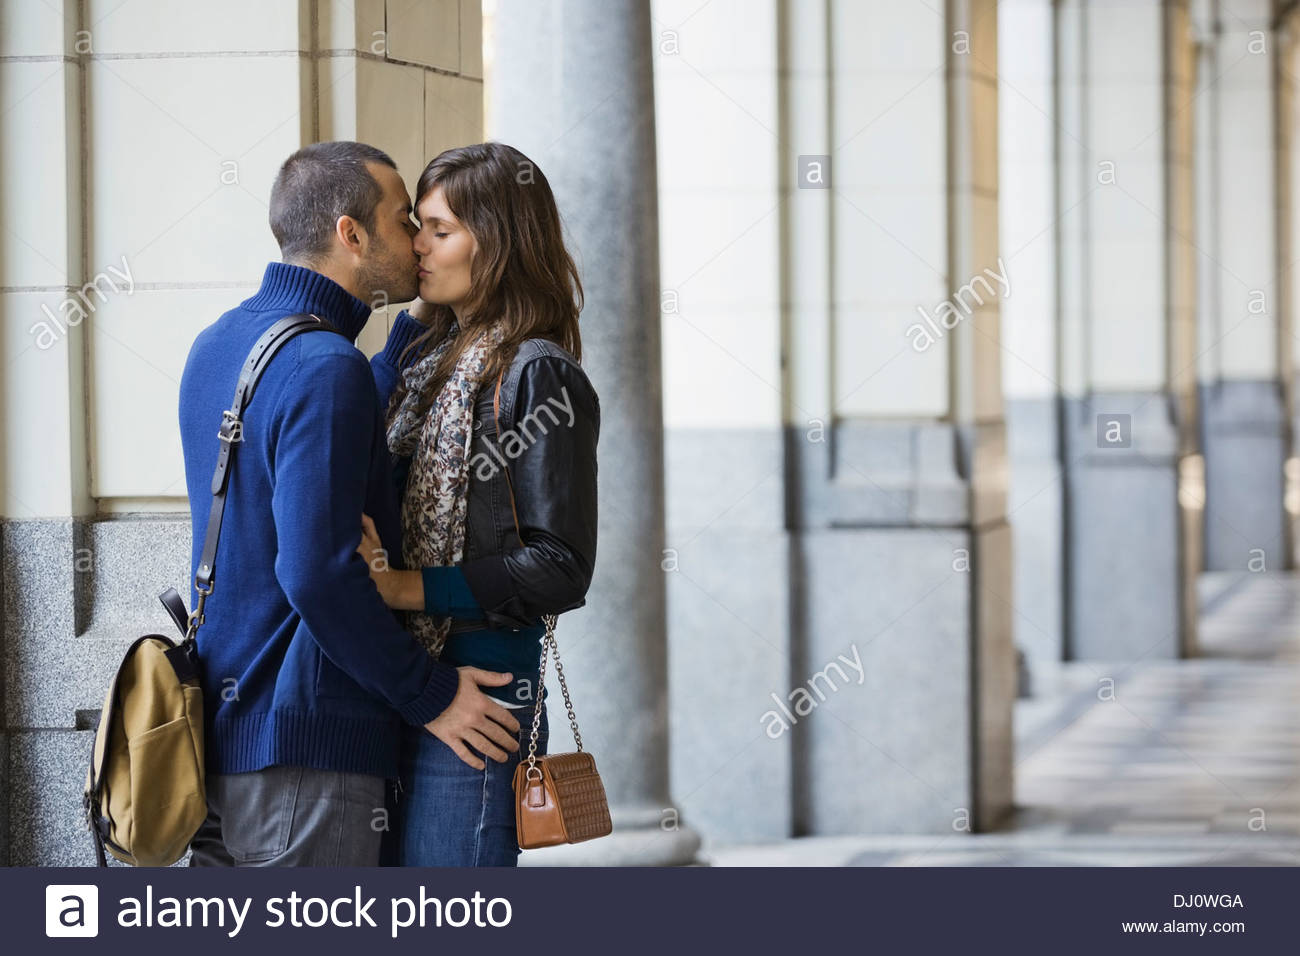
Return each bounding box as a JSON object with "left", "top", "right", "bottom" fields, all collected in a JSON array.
[
  {"left": 1199, "top": 0, "right": 1289, "bottom": 574},
  {"left": 1, "top": 0, "right": 96, "bottom": 867},
  {"left": 998, "top": 0, "right": 1064, "bottom": 693},
  {"left": 491, "top": 0, "right": 701, "bottom": 865},
  {"left": 653, "top": 0, "right": 790, "bottom": 845},
  {"left": 1055, "top": 0, "right": 1199, "bottom": 660},
  {"left": 1185, "top": 0, "right": 1217, "bottom": 655},
  {"left": 1282, "top": 7, "right": 1300, "bottom": 557},
  {"left": 783, "top": 0, "right": 1014, "bottom": 834}
]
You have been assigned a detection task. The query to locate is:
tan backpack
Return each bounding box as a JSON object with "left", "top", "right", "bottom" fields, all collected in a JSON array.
[
  {"left": 82, "top": 315, "right": 336, "bottom": 866},
  {"left": 83, "top": 619, "right": 206, "bottom": 866}
]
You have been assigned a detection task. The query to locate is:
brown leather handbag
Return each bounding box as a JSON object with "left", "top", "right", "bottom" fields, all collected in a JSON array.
[
  {"left": 510, "top": 614, "right": 613, "bottom": 849},
  {"left": 493, "top": 369, "right": 612, "bottom": 849}
]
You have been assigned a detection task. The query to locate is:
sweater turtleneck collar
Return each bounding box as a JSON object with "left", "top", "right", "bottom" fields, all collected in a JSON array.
[{"left": 240, "top": 261, "right": 374, "bottom": 342}]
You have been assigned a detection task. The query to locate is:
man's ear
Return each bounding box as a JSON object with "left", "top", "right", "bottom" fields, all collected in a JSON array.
[{"left": 334, "top": 214, "right": 366, "bottom": 258}]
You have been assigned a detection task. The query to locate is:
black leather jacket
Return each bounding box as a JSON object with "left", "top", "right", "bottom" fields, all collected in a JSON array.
[{"left": 453, "top": 338, "right": 600, "bottom": 632}]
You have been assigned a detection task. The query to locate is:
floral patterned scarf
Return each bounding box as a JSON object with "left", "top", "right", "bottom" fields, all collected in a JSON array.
[{"left": 386, "top": 319, "right": 507, "bottom": 657}]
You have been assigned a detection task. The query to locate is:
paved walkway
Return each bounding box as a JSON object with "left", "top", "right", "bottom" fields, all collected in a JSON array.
[{"left": 709, "top": 573, "right": 1300, "bottom": 866}]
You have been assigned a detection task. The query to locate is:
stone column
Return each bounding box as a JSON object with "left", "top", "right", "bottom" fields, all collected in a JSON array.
[
  {"left": 947, "top": 0, "right": 1017, "bottom": 831},
  {"left": 998, "top": 0, "right": 1064, "bottom": 694},
  {"left": 1, "top": 0, "right": 95, "bottom": 867},
  {"left": 655, "top": 2, "right": 790, "bottom": 845},
  {"left": 1198, "top": 0, "right": 1290, "bottom": 573},
  {"left": 1055, "top": 0, "right": 1199, "bottom": 660},
  {"left": 782, "top": 0, "right": 1014, "bottom": 834},
  {"left": 490, "top": 0, "right": 700, "bottom": 865},
  {"left": 1282, "top": 6, "right": 1300, "bottom": 554}
]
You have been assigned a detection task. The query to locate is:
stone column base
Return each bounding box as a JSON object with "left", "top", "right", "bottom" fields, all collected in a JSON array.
[{"left": 1201, "top": 380, "right": 1288, "bottom": 572}]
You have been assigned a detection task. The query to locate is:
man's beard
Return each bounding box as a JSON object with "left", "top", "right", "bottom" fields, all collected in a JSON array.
[{"left": 356, "top": 235, "right": 419, "bottom": 308}]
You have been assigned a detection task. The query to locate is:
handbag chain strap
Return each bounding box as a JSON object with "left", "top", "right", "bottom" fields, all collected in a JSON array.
[
  {"left": 524, "top": 613, "right": 582, "bottom": 780},
  {"left": 493, "top": 366, "right": 586, "bottom": 781}
]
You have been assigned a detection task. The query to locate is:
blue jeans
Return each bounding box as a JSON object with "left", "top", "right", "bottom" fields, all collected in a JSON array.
[{"left": 392, "top": 706, "right": 549, "bottom": 867}]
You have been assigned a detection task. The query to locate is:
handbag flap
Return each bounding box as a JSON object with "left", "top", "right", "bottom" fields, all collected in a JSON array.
[
  {"left": 541, "top": 752, "right": 612, "bottom": 842},
  {"left": 541, "top": 751, "right": 599, "bottom": 781}
]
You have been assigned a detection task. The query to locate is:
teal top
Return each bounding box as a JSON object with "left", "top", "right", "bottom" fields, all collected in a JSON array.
[
  {"left": 370, "top": 313, "right": 543, "bottom": 710},
  {"left": 420, "top": 566, "right": 543, "bottom": 709}
]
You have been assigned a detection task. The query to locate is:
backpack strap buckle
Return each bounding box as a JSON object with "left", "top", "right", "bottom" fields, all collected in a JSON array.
[{"left": 217, "top": 409, "right": 243, "bottom": 445}]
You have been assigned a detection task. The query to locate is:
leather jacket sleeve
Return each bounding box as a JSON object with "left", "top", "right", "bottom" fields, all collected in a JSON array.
[{"left": 461, "top": 354, "right": 600, "bottom": 629}]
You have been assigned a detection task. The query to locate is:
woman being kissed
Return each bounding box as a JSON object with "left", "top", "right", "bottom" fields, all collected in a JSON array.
[{"left": 360, "top": 142, "right": 600, "bottom": 867}]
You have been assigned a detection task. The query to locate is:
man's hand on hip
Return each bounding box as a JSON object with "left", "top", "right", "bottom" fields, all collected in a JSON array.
[{"left": 425, "top": 666, "right": 522, "bottom": 770}]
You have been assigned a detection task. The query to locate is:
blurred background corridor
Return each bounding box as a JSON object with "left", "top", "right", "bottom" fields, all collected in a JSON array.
[{"left": 717, "top": 574, "right": 1300, "bottom": 864}]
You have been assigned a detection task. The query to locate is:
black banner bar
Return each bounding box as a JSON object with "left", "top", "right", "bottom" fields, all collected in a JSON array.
[{"left": 9, "top": 865, "right": 1295, "bottom": 954}]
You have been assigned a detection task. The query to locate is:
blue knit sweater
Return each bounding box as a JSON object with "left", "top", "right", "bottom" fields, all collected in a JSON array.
[{"left": 178, "top": 262, "right": 460, "bottom": 778}]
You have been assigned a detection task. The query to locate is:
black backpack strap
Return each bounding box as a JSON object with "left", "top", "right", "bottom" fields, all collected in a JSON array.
[
  {"left": 174, "top": 313, "right": 339, "bottom": 636},
  {"left": 159, "top": 587, "right": 189, "bottom": 636}
]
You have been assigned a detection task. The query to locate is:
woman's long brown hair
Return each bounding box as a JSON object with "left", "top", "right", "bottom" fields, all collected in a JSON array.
[{"left": 388, "top": 142, "right": 584, "bottom": 428}]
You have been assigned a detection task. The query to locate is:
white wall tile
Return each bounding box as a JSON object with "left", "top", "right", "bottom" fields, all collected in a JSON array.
[
  {"left": 386, "top": 0, "right": 459, "bottom": 71},
  {"left": 86, "top": 0, "right": 303, "bottom": 54},
  {"left": 653, "top": 0, "right": 775, "bottom": 72},
  {"left": 0, "top": 291, "right": 82, "bottom": 516},
  {"left": 1214, "top": 147, "right": 1275, "bottom": 277},
  {"left": 658, "top": 190, "right": 778, "bottom": 296},
  {"left": 317, "top": 54, "right": 361, "bottom": 140},
  {"left": 832, "top": 188, "right": 947, "bottom": 307},
  {"left": 833, "top": 70, "right": 944, "bottom": 189},
  {"left": 999, "top": 221, "right": 1056, "bottom": 399},
  {"left": 1088, "top": 158, "right": 1165, "bottom": 238},
  {"left": 1085, "top": 80, "right": 1165, "bottom": 159},
  {"left": 355, "top": 57, "right": 425, "bottom": 184},
  {"left": 1214, "top": 310, "right": 1278, "bottom": 381},
  {"left": 1089, "top": 238, "right": 1163, "bottom": 316},
  {"left": 1215, "top": 38, "right": 1272, "bottom": 93},
  {"left": 1088, "top": 310, "right": 1167, "bottom": 391},
  {"left": 87, "top": 287, "right": 254, "bottom": 498},
  {"left": 998, "top": 0, "right": 1053, "bottom": 82},
  {"left": 999, "top": 80, "right": 1054, "bottom": 163},
  {"left": 654, "top": 67, "right": 777, "bottom": 189},
  {"left": 1085, "top": 0, "right": 1163, "bottom": 83},
  {"left": 0, "top": 0, "right": 71, "bottom": 57},
  {"left": 662, "top": 305, "right": 781, "bottom": 428},
  {"left": 830, "top": 0, "right": 942, "bottom": 73},
  {"left": 87, "top": 56, "right": 301, "bottom": 284},
  {"left": 318, "top": 0, "right": 387, "bottom": 53},
  {"left": 460, "top": 0, "right": 483, "bottom": 79},
  {"left": 654, "top": 0, "right": 780, "bottom": 430},
  {"left": 834, "top": 307, "right": 948, "bottom": 418},
  {"left": 424, "top": 71, "right": 483, "bottom": 159},
  {"left": 0, "top": 61, "right": 79, "bottom": 287}
]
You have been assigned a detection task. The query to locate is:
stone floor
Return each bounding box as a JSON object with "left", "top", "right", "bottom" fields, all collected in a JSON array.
[{"left": 707, "top": 572, "right": 1300, "bottom": 866}]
